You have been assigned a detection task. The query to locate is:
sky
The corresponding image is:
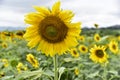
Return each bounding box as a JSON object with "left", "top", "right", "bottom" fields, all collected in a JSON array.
[{"left": 0, "top": 0, "right": 120, "bottom": 28}]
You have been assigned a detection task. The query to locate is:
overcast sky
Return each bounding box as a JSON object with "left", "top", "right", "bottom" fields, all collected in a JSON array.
[{"left": 0, "top": 0, "right": 120, "bottom": 28}]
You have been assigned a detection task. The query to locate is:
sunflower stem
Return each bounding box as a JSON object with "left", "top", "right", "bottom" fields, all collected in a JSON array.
[
  {"left": 53, "top": 55, "right": 58, "bottom": 80},
  {"left": 103, "top": 63, "right": 107, "bottom": 80}
]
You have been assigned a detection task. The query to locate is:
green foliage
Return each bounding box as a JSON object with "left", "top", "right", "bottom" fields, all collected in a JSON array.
[{"left": 0, "top": 29, "right": 120, "bottom": 80}]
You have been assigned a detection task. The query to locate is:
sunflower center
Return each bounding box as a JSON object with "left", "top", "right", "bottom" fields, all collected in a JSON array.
[
  {"left": 29, "top": 57, "right": 36, "bottom": 64},
  {"left": 39, "top": 16, "right": 68, "bottom": 43},
  {"left": 46, "top": 26, "right": 58, "bottom": 37},
  {"left": 73, "top": 50, "right": 77, "bottom": 55},
  {"left": 112, "top": 44, "right": 116, "bottom": 50},
  {"left": 82, "top": 47, "right": 86, "bottom": 51},
  {"left": 95, "top": 50, "right": 104, "bottom": 58},
  {"left": 96, "top": 36, "right": 100, "bottom": 40}
]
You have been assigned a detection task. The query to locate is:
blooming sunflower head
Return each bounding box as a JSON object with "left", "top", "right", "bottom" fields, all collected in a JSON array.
[
  {"left": 78, "top": 45, "right": 88, "bottom": 54},
  {"left": 23, "top": 1, "right": 81, "bottom": 57},
  {"left": 77, "top": 35, "right": 85, "bottom": 42},
  {"left": 94, "top": 33, "right": 100, "bottom": 42},
  {"left": 109, "top": 41, "right": 119, "bottom": 54},
  {"left": 70, "top": 48, "right": 79, "bottom": 58},
  {"left": 90, "top": 45, "right": 108, "bottom": 64},
  {"left": 26, "top": 54, "right": 39, "bottom": 68}
]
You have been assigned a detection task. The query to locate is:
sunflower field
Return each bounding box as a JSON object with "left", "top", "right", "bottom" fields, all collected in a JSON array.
[
  {"left": 0, "top": 1, "right": 120, "bottom": 80},
  {"left": 0, "top": 28, "right": 120, "bottom": 80}
]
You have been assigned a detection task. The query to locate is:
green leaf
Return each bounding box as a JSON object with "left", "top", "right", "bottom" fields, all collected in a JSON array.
[
  {"left": 59, "top": 67, "right": 66, "bottom": 75},
  {"left": 14, "top": 69, "right": 43, "bottom": 80},
  {"left": 108, "top": 70, "right": 118, "bottom": 75},
  {"left": 87, "top": 71, "right": 99, "bottom": 78},
  {"left": 63, "top": 58, "right": 80, "bottom": 62},
  {"left": 0, "top": 75, "right": 14, "bottom": 80}
]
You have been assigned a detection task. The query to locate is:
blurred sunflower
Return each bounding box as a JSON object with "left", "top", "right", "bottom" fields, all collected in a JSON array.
[
  {"left": 78, "top": 45, "right": 88, "bottom": 54},
  {"left": 15, "top": 31, "right": 24, "bottom": 39},
  {"left": 0, "top": 72, "right": 5, "bottom": 78},
  {"left": 90, "top": 45, "right": 108, "bottom": 64},
  {"left": 26, "top": 54, "right": 39, "bottom": 68},
  {"left": 16, "top": 62, "right": 27, "bottom": 73},
  {"left": 24, "top": 1, "right": 81, "bottom": 57},
  {"left": 9, "top": 32, "right": 14, "bottom": 42},
  {"left": 117, "top": 36, "right": 120, "bottom": 41},
  {"left": 0, "top": 32, "right": 6, "bottom": 41},
  {"left": 2, "top": 42, "right": 8, "bottom": 48},
  {"left": 94, "top": 33, "right": 100, "bottom": 42},
  {"left": 74, "top": 68, "right": 79, "bottom": 75},
  {"left": 70, "top": 48, "right": 79, "bottom": 58},
  {"left": 109, "top": 41, "right": 118, "bottom": 54},
  {"left": 77, "top": 35, "right": 85, "bottom": 42},
  {"left": 4, "top": 32, "right": 11, "bottom": 37},
  {"left": 94, "top": 23, "right": 99, "bottom": 28},
  {"left": 1, "top": 59, "right": 8, "bottom": 67}
]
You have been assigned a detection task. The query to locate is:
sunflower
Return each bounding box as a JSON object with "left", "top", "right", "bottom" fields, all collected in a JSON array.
[
  {"left": 109, "top": 41, "right": 118, "bottom": 54},
  {"left": 78, "top": 45, "right": 88, "bottom": 54},
  {"left": 0, "top": 32, "right": 6, "bottom": 41},
  {"left": 23, "top": 1, "right": 81, "bottom": 57},
  {"left": 2, "top": 42, "right": 8, "bottom": 48},
  {"left": 0, "top": 72, "right": 5, "bottom": 78},
  {"left": 77, "top": 35, "right": 85, "bottom": 42},
  {"left": 26, "top": 54, "right": 39, "bottom": 68},
  {"left": 9, "top": 32, "right": 14, "bottom": 42},
  {"left": 70, "top": 48, "right": 79, "bottom": 58},
  {"left": 90, "top": 45, "right": 108, "bottom": 64},
  {"left": 117, "top": 36, "right": 120, "bottom": 41},
  {"left": 74, "top": 68, "right": 79, "bottom": 75},
  {"left": 94, "top": 33, "right": 100, "bottom": 42},
  {"left": 16, "top": 62, "right": 27, "bottom": 73},
  {"left": 15, "top": 31, "right": 24, "bottom": 39},
  {"left": 94, "top": 23, "right": 99, "bottom": 28},
  {"left": 1, "top": 59, "right": 8, "bottom": 67}
]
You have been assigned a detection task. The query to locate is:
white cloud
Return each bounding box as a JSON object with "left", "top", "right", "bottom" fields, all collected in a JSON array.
[
  {"left": 0, "top": 0, "right": 120, "bottom": 27},
  {"left": 60, "top": 0, "right": 120, "bottom": 27},
  {"left": 0, "top": 8, "right": 25, "bottom": 26}
]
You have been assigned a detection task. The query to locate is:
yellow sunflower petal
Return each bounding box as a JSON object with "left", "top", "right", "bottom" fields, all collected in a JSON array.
[
  {"left": 53, "top": 41, "right": 68, "bottom": 55},
  {"left": 67, "top": 28, "right": 80, "bottom": 37},
  {"left": 64, "top": 36, "right": 78, "bottom": 47},
  {"left": 27, "top": 36, "right": 41, "bottom": 49},
  {"left": 37, "top": 40, "right": 50, "bottom": 56},
  {"left": 24, "top": 1, "right": 81, "bottom": 57},
  {"left": 66, "top": 22, "right": 81, "bottom": 28},
  {"left": 59, "top": 10, "right": 74, "bottom": 22},
  {"left": 24, "top": 12, "right": 44, "bottom": 25},
  {"left": 90, "top": 45, "right": 108, "bottom": 64},
  {"left": 66, "top": 22, "right": 81, "bottom": 36},
  {"left": 52, "top": 1, "right": 61, "bottom": 15},
  {"left": 48, "top": 44, "right": 54, "bottom": 57},
  {"left": 33, "top": 6, "right": 50, "bottom": 16},
  {"left": 23, "top": 26, "right": 39, "bottom": 39}
]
